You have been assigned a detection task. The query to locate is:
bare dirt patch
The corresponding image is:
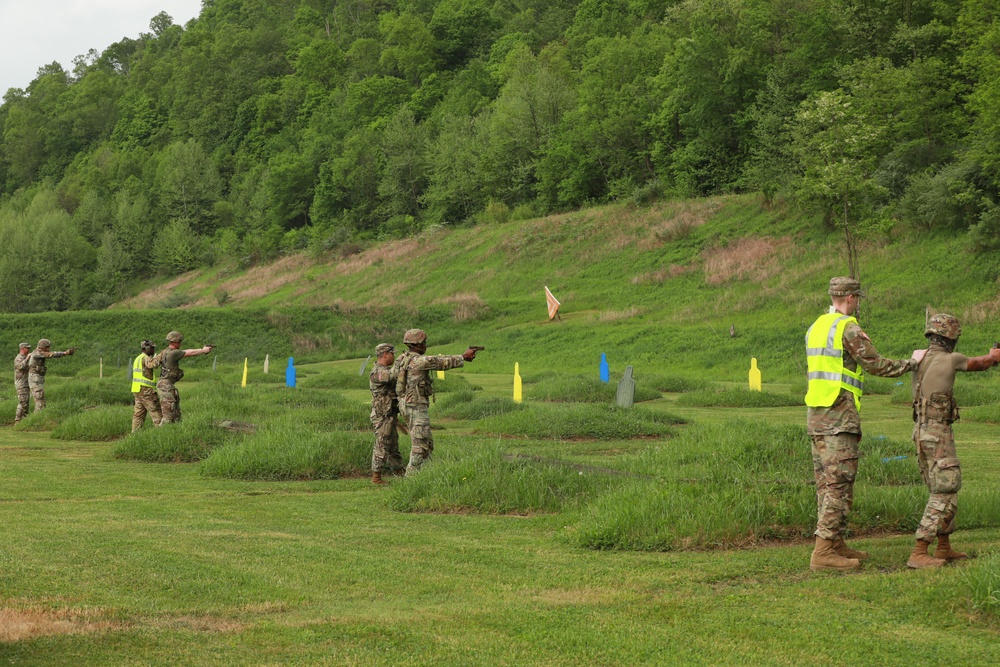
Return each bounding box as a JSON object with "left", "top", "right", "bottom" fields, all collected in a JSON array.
[
  {"left": 0, "top": 606, "right": 122, "bottom": 642},
  {"left": 701, "top": 237, "right": 793, "bottom": 285}
]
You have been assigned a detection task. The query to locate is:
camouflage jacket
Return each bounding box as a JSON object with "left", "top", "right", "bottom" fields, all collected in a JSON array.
[
  {"left": 396, "top": 352, "right": 465, "bottom": 408},
  {"left": 370, "top": 362, "right": 398, "bottom": 418},
  {"left": 27, "top": 348, "right": 70, "bottom": 376},
  {"left": 807, "top": 320, "right": 915, "bottom": 436},
  {"left": 14, "top": 353, "right": 29, "bottom": 386}
]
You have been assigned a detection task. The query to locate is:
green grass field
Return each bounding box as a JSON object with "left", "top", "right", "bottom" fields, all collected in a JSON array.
[{"left": 1, "top": 363, "right": 999, "bottom": 666}]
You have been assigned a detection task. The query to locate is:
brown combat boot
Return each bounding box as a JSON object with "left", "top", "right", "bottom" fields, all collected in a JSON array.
[
  {"left": 907, "top": 539, "right": 946, "bottom": 569},
  {"left": 371, "top": 471, "right": 386, "bottom": 485},
  {"left": 810, "top": 537, "right": 862, "bottom": 571},
  {"left": 833, "top": 537, "right": 869, "bottom": 561},
  {"left": 933, "top": 534, "right": 968, "bottom": 562}
]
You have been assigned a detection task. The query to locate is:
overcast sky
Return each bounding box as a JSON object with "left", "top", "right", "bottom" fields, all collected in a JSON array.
[{"left": 0, "top": 0, "right": 204, "bottom": 94}]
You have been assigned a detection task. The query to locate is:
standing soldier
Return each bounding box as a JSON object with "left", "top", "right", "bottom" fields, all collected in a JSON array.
[
  {"left": 906, "top": 314, "right": 1000, "bottom": 568},
  {"left": 27, "top": 339, "right": 76, "bottom": 412},
  {"left": 13, "top": 343, "right": 31, "bottom": 423},
  {"left": 131, "top": 340, "right": 162, "bottom": 432},
  {"left": 396, "top": 329, "right": 478, "bottom": 476},
  {"left": 804, "top": 277, "right": 917, "bottom": 571},
  {"left": 156, "top": 331, "right": 213, "bottom": 424},
  {"left": 370, "top": 343, "right": 404, "bottom": 484}
]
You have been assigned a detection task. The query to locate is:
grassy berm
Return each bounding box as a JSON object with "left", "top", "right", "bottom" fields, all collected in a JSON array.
[{"left": 2, "top": 197, "right": 1000, "bottom": 665}]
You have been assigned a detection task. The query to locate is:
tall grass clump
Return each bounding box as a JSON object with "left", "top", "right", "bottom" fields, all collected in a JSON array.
[
  {"left": 200, "top": 425, "right": 370, "bottom": 480},
  {"left": 112, "top": 416, "right": 235, "bottom": 462},
  {"left": 475, "top": 403, "right": 684, "bottom": 440},
  {"left": 529, "top": 374, "right": 660, "bottom": 403},
  {"left": 298, "top": 371, "right": 370, "bottom": 390},
  {"left": 47, "top": 378, "right": 133, "bottom": 406},
  {"left": 962, "top": 552, "right": 1000, "bottom": 617},
  {"left": 676, "top": 387, "right": 802, "bottom": 408},
  {"left": 388, "top": 443, "right": 618, "bottom": 514},
  {"left": 51, "top": 406, "right": 133, "bottom": 441},
  {"left": 13, "top": 399, "right": 85, "bottom": 431},
  {"left": 574, "top": 420, "right": 936, "bottom": 551},
  {"left": 436, "top": 390, "right": 526, "bottom": 420},
  {"left": 644, "top": 374, "right": 711, "bottom": 393}
]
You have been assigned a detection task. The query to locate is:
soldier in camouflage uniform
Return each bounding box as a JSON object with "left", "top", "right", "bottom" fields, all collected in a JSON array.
[
  {"left": 906, "top": 313, "right": 1000, "bottom": 568},
  {"left": 131, "top": 340, "right": 163, "bottom": 432},
  {"left": 13, "top": 343, "right": 31, "bottom": 423},
  {"left": 370, "top": 343, "right": 405, "bottom": 484},
  {"left": 27, "top": 339, "right": 76, "bottom": 412},
  {"left": 804, "top": 277, "right": 918, "bottom": 571},
  {"left": 153, "top": 331, "right": 213, "bottom": 424},
  {"left": 396, "top": 329, "right": 478, "bottom": 476}
]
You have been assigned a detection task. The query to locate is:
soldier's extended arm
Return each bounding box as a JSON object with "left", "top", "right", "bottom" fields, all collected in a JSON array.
[
  {"left": 964, "top": 346, "right": 1000, "bottom": 372},
  {"left": 183, "top": 345, "right": 214, "bottom": 358},
  {"left": 47, "top": 348, "right": 75, "bottom": 359},
  {"left": 843, "top": 323, "right": 915, "bottom": 378},
  {"left": 412, "top": 354, "right": 466, "bottom": 372}
]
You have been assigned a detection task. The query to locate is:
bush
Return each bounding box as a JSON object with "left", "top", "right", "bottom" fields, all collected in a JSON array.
[
  {"left": 388, "top": 443, "right": 616, "bottom": 514},
  {"left": 574, "top": 420, "right": 932, "bottom": 551},
  {"left": 51, "top": 406, "right": 133, "bottom": 441},
  {"left": 112, "top": 416, "right": 234, "bottom": 462},
  {"left": 474, "top": 403, "right": 684, "bottom": 440},
  {"left": 630, "top": 180, "right": 664, "bottom": 207},
  {"left": 676, "top": 387, "right": 802, "bottom": 408},
  {"left": 200, "top": 425, "right": 370, "bottom": 480},
  {"left": 436, "top": 390, "right": 526, "bottom": 420},
  {"left": 529, "top": 374, "right": 660, "bottom": 403}
]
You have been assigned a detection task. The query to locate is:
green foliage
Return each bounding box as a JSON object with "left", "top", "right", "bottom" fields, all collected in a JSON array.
[
  {"left": 961, "top": 551, "right": 1000, "bottom": 617},
  {"left": 676, "top": 387, "right": 802, "bottom": 408},
  {"left": 51, "top": 405, "right": 132, "bottom": 441},
  {"left": 200, "top": 425, "right": 370, "bottom": 481},
  {"left": 474, "top": 403, "right": 683, "bottom": 440},
  {"left": 387, "top": 442, "right": 614, "bottom": 514},
  {"left": 528, "top": 374, "right": 660, "bottom": 403},
  {"left": 111, "top": 416, "right": 234, "bottom": 462},
  {"left": 436, "top": 390, "right": 526, "bottom": 420}
]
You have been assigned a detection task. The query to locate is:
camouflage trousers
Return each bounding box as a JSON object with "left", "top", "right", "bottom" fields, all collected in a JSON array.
[
  {"left": 28, "top": 374, "right": 46, "bottom": 412},
  {"left": 371, "top": 413, "right": 403, "bottom": 474},
  {"left": 913, "top": 419, "right": 962, "bottom": 542},
  {"left": 157, "top": 379, "right": 181, "bottom": 424},
  {"left": 14, "top": 380, "right": 29, "bottom": 422},
  {"left": 402, "top": 404, "right": 433, "bottom": 475},
  {"left": 811, "top": 432, "right": 860, "bottom": 540},
  {"left": 133, "top": 387, "right": 163, "bottom": 432}
]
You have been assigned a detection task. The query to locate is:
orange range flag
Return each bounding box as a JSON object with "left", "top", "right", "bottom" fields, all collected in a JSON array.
[{"left": 544, "top": 286, "right": 561, "bottom": 321}]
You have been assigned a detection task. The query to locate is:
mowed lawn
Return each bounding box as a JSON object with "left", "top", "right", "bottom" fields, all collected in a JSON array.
[{"left": 1, "top": 372, "right": 999, "bottom": 666}]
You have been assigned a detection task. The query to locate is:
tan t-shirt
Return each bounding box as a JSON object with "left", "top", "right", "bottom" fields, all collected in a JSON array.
[{"left": 912, "top": 347, "right": 968, "bottom": 400}]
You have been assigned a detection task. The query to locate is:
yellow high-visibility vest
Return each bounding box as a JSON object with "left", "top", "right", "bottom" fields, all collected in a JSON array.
[
  {"left": 804, "top": 312, "right": 864, "bottom": 410},
  {"left": 131, "top": 354, "right": 157, "bottom": 393}
]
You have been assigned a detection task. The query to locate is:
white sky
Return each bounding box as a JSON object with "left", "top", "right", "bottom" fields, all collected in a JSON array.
[{"left": 0, "top": 1, "right": 204, "bottom": 94}]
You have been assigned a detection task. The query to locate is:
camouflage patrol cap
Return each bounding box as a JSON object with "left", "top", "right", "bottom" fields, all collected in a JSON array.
[
  {"left": 18, "top": 342, "right": 30, "bottom": 349},
  {"left": 403, "top": 329, "right": 427, "bottom": 345},
  {"left": 828, "top": 276, "right": 865, "bottom": 297},
  {"left": 37, "top": 339, "right": 51, "bottom": 348},
  {"left": 165, "top": 331, "right": 183, "bottom": 343},
  {"left": 926, "top": 313, "right": 961, "bottom": 340},
  {"left": 375, "top": 343, "right": 394, "bottom": 356}
]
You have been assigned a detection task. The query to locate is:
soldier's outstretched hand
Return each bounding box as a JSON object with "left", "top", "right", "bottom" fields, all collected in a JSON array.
[
  {"left": 462, "top": 348, "right": 477, "bottom": 361},
  {"left": 66, "top": 347, "right": 76, "bottom": 355}
]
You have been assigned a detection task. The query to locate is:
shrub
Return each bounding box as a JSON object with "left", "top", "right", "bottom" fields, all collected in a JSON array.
[
  {"left": 112, "top": 416, "right": 234, "bottom": 462},
  {"left": 436, "top": 390, "right": 526, "bottom": 420},
  {"left": 52, "top": 406, "right": 133, "bottom": 441},
  {"left": 676, "top": 387, "right": 802, "bottom": 408},
  {"left": 630, "top": 180, "right": 664, "bottom": 207},
  {"left": 388, "top": 443, "right": 616, "bottom": 514},
  {"left": 529, "top": 374, "right": 660, "bottom": 403},
  {"left": 474, "top": 403, "right": 684, "bottom": 440},
  {"left": 200, "top": 425, "right": 370, "bottom": 480}
]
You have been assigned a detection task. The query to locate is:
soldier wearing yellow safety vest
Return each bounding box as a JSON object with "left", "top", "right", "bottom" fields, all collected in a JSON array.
[
  {"left": 131, "top": 339, "right": 162, "bottom": 432},
  {"left": 805, "top": 277, "right": 920, "bottom": 571}
]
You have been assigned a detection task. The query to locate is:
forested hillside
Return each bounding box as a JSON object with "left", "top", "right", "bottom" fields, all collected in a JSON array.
[{"left": 2, "top": 0, "right": 1000, "bottom": 312}]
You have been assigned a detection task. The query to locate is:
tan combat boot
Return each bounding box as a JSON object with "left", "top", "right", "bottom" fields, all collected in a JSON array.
[
  {"left": 833, "top": 537, "right": 869, "bottom": 561},
  {"left": 371, "top": 471, "right": 386, "bottom": 485},
  {"left": 933, "top": 534, "right": 968, "bottom": 562},
  {"left": 907, "top": 539, "right": 946, "bottom": 569},
  {"left": 810, "top": 537, "right": 862, "bottom": 571}
]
